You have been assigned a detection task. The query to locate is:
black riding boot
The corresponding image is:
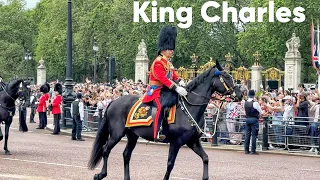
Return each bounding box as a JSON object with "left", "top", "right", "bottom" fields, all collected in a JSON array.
[{"left": 156, "top": 111, "right": 166, "bottom": 141}]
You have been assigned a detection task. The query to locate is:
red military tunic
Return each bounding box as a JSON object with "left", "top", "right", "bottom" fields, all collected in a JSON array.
[
  {"left": 44, "top": 93, "right": 50, "bottom": 103},
  {"left": 141, "top": 54, "right": 181, "bottom": 139},
  {"left": 37, "top": 95, "right": 47, "bottom": 112},
  {"left": 142, "top": 55, "right": 180, "bottom": 103},
  {"left": 52, "top": 95, "right": 62, "bottom": 114}
]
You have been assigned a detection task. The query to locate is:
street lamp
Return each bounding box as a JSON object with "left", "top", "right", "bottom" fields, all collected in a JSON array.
[
  {"left": 62, "top": 0, "right": 76, "bottom": 129},
  {"left": 25, "top": 50, "right": 32, "bottom": 61},
  {"left": 24, "top": 50, "right": 34, "bottom": 84},
  {"left": 93, "top": 38, "right": 99, "bottom": 83}
]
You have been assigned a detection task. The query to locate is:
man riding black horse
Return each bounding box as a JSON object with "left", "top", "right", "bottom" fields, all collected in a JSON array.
[{"left": 141, "top": 25, "right": 187, "bottom": 141}]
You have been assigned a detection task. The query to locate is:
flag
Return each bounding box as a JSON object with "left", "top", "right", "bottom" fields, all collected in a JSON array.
[
  {"left": 229, "top": 105, "right": 239, "bottom": 118},
  {"left": 312, "top": 22, "right": 319, "bottom": 70}
]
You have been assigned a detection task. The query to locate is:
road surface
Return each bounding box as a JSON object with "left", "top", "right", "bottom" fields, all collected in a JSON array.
[{"left": 0, "top": 116, "right": 320, "bottom": 180}]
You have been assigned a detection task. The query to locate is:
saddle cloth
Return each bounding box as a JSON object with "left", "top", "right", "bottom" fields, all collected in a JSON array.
[{"left": 125, "top": 99, "right": 176, "bottom": 128}]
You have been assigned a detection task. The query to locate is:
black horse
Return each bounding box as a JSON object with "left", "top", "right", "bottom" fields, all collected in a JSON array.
[
  {"left": 88, "top": 62, "right": 242, "bottom": 180},
  {"left": 0, "top": 79, "right": 28, "bottom": 155}
]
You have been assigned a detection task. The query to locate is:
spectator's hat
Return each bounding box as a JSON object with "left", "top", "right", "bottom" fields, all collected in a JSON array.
[
  {"left": 248, "top": 89, "right": 255, "bottom": 98},
  {"left": 54, "top": 83, "right": 63, "bottom": 94},
  {"left": 157, "top": 25, "right": 177, "bottom": 55}
]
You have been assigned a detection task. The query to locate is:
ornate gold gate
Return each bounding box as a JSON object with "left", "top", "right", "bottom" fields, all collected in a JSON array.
[
  {"left": 176, "top": 58, "right": 216, "bottom": 81},
  {"left": 261, "top": 67, "right": 285, "bottom": 89},
  {"left": 231, "top": 66, "right": 251, "bottom": 81}
]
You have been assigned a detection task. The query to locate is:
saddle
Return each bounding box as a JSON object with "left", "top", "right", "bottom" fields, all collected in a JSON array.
[{"left": 125, "top": 99, "right": 176, "bottom": 128}]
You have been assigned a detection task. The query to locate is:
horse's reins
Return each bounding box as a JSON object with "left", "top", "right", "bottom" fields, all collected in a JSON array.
[
  {"left": 180, "top": 73, "right": 235, "bottom": 136},
  {"left": 0, "top": 83, "right": 20, "bottom": 112},
  {"left": 0, "top": 84, "right": 17, "bottom": 101}
]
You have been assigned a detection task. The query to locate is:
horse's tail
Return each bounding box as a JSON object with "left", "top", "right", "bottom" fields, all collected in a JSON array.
[{"left": 88, "top": 102, "right": 112, "bottom": 170}]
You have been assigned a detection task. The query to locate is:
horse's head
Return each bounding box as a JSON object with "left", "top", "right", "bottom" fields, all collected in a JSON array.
[
  {"left": 7, "top": 79, "right": 28, "bottom": 100},
  {"left": 210, "top": 60, "right": 242, "bottom": 101},
  {"left": 186, "top": 61, "right": 242, "bottom": 102}
]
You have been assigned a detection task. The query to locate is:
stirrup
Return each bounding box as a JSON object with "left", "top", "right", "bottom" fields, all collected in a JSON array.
[{"left": 156, "top": 132, "right": 166, "bottom": 141}]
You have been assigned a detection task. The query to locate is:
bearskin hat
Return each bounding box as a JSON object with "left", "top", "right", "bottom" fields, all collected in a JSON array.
[
  {"left": 157, "top": 26, "right": 177, "bottom": 54},
  {"left": 54, "top": 83, "right": 62, "bottom": 94},
  {"left": 45, "top": 83, "right": 50, "bottom": 93},
  {"left": 40, "top": 84, "right": 48, "bottom": 93}
]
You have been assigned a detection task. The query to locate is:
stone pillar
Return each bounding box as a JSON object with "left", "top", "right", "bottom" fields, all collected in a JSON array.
[
  {"left": 250, "top": 65, "right": 263, "bottom": 92},
  {"left": 135, "top": 39, "right": 149, "bottom": 84},
  {"left": 284, "top": 57, "right": 302, "bottom": 90},
  {"left": 284, "top": 33, "right": 302, "bottom": 90},
  {"left": 37, "top": 57, "right": 46, "bottom": 85}
]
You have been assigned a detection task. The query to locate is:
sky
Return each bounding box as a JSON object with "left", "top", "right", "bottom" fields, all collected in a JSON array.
[{"left": 25, "top": 0, "right": 40, "bottom": 9}]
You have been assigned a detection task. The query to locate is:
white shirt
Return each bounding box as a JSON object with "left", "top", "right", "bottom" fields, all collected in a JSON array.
[
  {"left": 283, "top": 104, "right": 295, "bottom": 124},
  {"left": 313, "top": 104, "right": 320, "bottom": 122},
  {"left": 246, "top": 98, "right": 262, "bottom": 114},
  {"left": 30, "top": 95, "right": 35, "bottom": 104},
  {"left": 70, "top": 99, "right": 84, "bottom": 120},
  {"left": 226, "top": 102, "right": 238, "bottom": 118}
]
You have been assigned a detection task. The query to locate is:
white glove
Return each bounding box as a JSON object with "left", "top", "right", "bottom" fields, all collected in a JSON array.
[
  {"left": 179, "top": 80, "right": 186, "bottom": 87},
  {"left": 175, "top": 86, "right": 188, "bottom": 96}
]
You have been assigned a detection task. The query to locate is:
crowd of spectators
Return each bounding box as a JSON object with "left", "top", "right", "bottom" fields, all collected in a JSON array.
[
  {"left": 206, "top": 81, "right": 320, "bottom": 152},
  {"left": 28, "top": 77, "right": 320, "bottom": 151}
]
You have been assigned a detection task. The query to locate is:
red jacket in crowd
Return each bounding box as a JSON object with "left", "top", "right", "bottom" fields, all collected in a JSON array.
[{"left": 51, "top": 95, "right": 62, "bottom": 114}]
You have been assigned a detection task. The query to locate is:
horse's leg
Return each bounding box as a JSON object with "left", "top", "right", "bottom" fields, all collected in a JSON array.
[
  {"left": 123, "top": 131, "right": 139, "bottom": 180},
  {"left": 187, "top": 140, "right": 209, "bottom": 180},
  {"left": 0, "top": 125, "right": 3, "bottom": 141},
  {"left": 164, "top": 143, "right": 181, "bottom": 180},
  {"left": 4, "top": 117, "right": 13, "bottom": 155},
  {"left": 94, "top": 133, "right": 124, "bottom": 180}
]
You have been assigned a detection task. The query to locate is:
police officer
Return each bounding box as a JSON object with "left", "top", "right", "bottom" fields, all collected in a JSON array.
[
  {"left": 244, "top": 90, "right": 262, "bottom": 155},
  {"left": 70, "top": 93, "right": 85, "bottom": 141}
]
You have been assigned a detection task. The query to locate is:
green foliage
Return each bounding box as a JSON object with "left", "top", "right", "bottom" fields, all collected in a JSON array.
[{"left": 237, "top": 0, "right": 320, "bottom": 82}]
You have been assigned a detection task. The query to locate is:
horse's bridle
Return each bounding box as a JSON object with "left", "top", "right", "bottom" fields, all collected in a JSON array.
[
  {"left": 184, "top": 71, "right": 236, "bottom": 106},
  {"left": 218, "top": 72, "right": 235, "bottom": 95},
  {"left": 0, "top": 83, "right": 21, "bottom": 112}
]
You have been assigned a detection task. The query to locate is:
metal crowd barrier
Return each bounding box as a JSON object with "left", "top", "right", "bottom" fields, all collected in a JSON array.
[
  {"left": 60, "top": 105, "right": 320, "bottom": 153},
  {"left": 62, "top": 105, "right": 103, "bottom": 132},
  {"left": 201, "top": 112, "right": 320, "bottom": 153}
]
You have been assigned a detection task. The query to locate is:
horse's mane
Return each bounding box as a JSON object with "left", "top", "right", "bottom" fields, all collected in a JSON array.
[
  {"left": 9, "top": 80, "right": 22, "bottom": 92},
  {"left": 186, "top": 66, "right": 216, "bottom": 91}
]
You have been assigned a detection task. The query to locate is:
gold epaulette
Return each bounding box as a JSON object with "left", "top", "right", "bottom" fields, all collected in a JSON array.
[{"left": 155, "top": 56, "right": 162, "bottom": 61}]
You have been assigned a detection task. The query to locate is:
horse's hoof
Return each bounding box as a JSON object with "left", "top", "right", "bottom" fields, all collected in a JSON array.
[
  {"left": 94, "top": 174, "right": 106, "bottom": 180},
  {"left": 5, "top": 151, "right": 11, "bottom": 155},
  {"left": 94, "top": 174, "right": 101, "bottom": 180}
]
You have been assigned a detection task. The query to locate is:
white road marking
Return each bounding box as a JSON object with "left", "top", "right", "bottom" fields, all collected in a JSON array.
[
  {"left": 171, "top": 177, "right": 195, "bottom": 180},
  {"left": 301, "top": 169, "right": 320, "bottom": 172},
  {"left": 1, "top": 157, "right": 94, "bottom": 170},
  {"left": 0, "top": 173, "right": 54, "bottom": 180}
]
